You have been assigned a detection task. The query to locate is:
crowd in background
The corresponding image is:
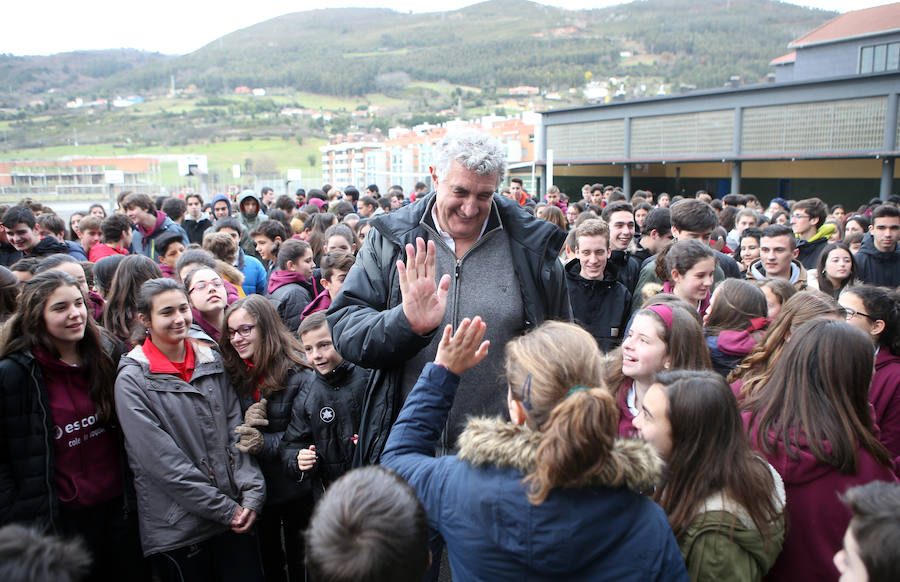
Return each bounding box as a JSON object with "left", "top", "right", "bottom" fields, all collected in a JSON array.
[{"left": 0, "top": 150, "right": 899, "bottom": 582}]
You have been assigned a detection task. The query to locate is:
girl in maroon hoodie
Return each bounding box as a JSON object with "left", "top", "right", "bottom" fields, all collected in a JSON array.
[
  {"left": 0, "top": 270, "right": 148, "bottom": 580},
  {"left": 839, "top": 284, "right": 900, "bottom": 462},
  {"left": 742, "top": 319, "right": 898, "bottom": 582}
]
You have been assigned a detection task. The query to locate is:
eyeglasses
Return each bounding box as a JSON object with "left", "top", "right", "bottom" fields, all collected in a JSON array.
[
  {"left": 228, "top": 324, "right": 256, "bottom": 339},
  {"left": 791, "top": 214, "right": 810, "bottom": 220},
  {"left": 189, "top": 278, "right": 224, "bottom": 293},
  {"left": 844, "top": 307, "right": 876, "bottom": 322}
]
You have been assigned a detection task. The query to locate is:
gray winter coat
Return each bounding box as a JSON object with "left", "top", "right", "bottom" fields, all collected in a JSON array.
[{"left": 114, "top": 340, "right": 266, "bottom": 556}]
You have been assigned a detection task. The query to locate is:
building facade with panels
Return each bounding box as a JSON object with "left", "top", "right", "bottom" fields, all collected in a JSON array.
[{"left": 531, "top": 4, "right": 900, "bottom": 208}]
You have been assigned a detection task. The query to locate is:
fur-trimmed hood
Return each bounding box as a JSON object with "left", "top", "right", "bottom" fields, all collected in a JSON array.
[{"left": 457, "top": 416, "right": 663, "bottom": 493}]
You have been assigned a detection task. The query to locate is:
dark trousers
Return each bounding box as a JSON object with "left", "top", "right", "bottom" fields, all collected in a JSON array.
[
  {"left": 154, "top": 530, "right": 265, "bottom": 582},
  {"left": 257, "top": 497, "right": 314, "bottom": 582},
  {"left": 57, "top": 496, "right": 150, "bottom": 582}
]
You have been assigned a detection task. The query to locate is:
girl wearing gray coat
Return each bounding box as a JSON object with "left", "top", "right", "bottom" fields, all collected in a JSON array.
[{"left": 115, "top": 278, "right": 266, "bottom": 582}]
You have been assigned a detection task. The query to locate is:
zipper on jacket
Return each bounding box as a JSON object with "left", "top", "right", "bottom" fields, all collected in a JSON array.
[{"left": 28, "top": 363, "right": 56, "bottom": 531}]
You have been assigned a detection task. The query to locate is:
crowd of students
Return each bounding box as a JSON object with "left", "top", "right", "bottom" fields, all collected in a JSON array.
[{"left": 0, "top": 182, "right": 898, "bottom": 582}]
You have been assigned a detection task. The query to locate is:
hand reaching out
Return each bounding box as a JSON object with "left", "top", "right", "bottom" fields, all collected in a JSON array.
[
  {"left": 434, "top": 316, "right": 490, "bottom": 376},
  {"left": 397, "top": 237, "right": 451, "bottom": 336}
]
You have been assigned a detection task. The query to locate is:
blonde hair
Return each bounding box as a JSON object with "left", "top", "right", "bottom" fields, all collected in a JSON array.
[{"left": 505, "top": 321, "right": 624, "bottom": 504}]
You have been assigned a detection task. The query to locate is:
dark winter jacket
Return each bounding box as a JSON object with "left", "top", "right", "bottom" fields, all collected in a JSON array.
[
  {"left": 795, "top": 237, "right": 828, "bottom": 270},
  {"left": 267, "top": 271, "right": 314, "bottom": 334},
  {"left": 327, "top": 192, "right": 570, "bottom": 466},
  {"left": 183, "top": 214, "right": 213, "bottom": 245},
  {"left": 25, "top": 236, "right": 69, "bottom": 259},
  {"left": 115, "top": 340, "right": 266, "bottom": 555},
  {"left": 0, "top": 242, "right": 21, "bottom": 267},
  {"left": 743, "top": 413, "right": 898, "bottom": 582},
  {"left": 564, "top": 258, "right": 631, "bottom": 352},
  {"left": 854, "top": 233, "right": 900, "bottom": 288},
  {"left": 237, "top": 366, "right": 314, "bottom": 505},
  {"left": 0, "top": 340, "right": 127, "bottom": 530},
  {"left": 382, "top": 363, "right": 688, "bottom": 582},
  {"left": 872, "top": 347, "right": 900, "bottom": 462},
  {"left": 608, "top": 249, "right": 641, "bottom": 294},
  {"left": 280, "top": 361, "right": 370, "bottom": 493}
]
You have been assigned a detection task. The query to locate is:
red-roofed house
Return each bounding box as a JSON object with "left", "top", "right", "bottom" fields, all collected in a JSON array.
[{"left": 772, "top": 3, "right": 900, "bottom": 82}]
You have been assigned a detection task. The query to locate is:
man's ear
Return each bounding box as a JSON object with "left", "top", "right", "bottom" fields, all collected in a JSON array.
[
  {"left": 791, "top": 247, "right": 799, "bottom": 259},
  {"left": 671, "top": 226, "right": 680, "bottom": 239}
]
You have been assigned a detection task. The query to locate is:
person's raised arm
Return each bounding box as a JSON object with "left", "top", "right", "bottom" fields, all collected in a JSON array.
[{"left": 397, "top": 238, "right": 451, "bottom": 336}]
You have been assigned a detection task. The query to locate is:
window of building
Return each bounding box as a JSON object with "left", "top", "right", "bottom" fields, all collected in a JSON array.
[{"left": 860, "top": 42, "right": 900, "bottom": 74}]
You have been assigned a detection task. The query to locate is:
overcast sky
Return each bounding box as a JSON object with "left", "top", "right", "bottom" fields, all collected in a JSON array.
[{"left": 4, "top": 0, "right": 893, "bottom": 56}]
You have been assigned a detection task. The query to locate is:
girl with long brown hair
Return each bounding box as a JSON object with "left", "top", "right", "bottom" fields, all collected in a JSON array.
[
  {"left": 742, "top": 319, "right": 898, "bottom": 582},
  {"left": 382, "top": 319, "right": 688, "bottom": 581},
  {"left": 634, "top": 370, "right": 785, "bottom": 580},
  {"left": 729, "top": 291, "right": 844, "bottom": 403},
  {"left": 839, "top": 284, "right": 900, "bottom": 459},
  {"left": 0, "top": 271, "right": 147, "bottom": 580},
  {"left": 606, "top": 300, "right": 712, "bottom": 437},
  {"left": 219, "top": 295, "right": 315, "bottom": 582}
]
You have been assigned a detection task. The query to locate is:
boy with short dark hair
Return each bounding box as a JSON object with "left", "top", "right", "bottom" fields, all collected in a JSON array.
[
  {"left": 77, "top": 215, "right": 103, "bottom": 259},
  {"left": 280, "top": 312, "right": 370, "bottom": 494},
  {"left": 250, "top": 220, "right": 290, "bottom": 272},
  {"left": 855, "top": 204, "right": 900, "bottom": 287},
  {"left": 89, "top": 214, "right": 132, "bottom": 262},
  {"left": 305, "top": 466, "right": 430, "bottom": 582},
  {"left": 834, "top": 481, "right": 900, "bottom": 582},
  {"left": 301, "top": 250, "right": 356, "bottom": 320},
  {"left": 2, "top": 205, "right": 68, "bottom": 263},
  {"left": 790, "top": 197, "right": 831, "bottom": 269}
]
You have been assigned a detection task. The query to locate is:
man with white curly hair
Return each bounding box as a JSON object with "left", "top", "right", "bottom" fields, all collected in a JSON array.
[{"left": 328, "top": 129, "right": 571, "bottom": 463}]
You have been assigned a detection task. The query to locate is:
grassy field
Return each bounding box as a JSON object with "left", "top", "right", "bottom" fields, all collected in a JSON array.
[{"left": 1, "top": 137, "right": 326, "bottom": 176}]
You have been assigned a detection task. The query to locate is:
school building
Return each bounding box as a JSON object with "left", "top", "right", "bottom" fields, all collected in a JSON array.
[{"left": 527, "top": 3, "right": 900, "bottom": 208}]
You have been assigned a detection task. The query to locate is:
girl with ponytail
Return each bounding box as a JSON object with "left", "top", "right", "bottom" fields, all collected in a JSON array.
[{"left": 382, "top": 318, "right": 688, "bottom": 582}]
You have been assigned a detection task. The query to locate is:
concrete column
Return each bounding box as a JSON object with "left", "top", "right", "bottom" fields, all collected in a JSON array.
[
  {"left": 623, "top": 164, "right": 632, "bottom": 199},
  {"left": 731, "top": 161, "right": 742, "bottom": 196},
  {"left": 881, "top": 158, "right": 895, "bottom": 201},
  {"left": 881, "top": 92, "right": 898, "bottom": 201}
]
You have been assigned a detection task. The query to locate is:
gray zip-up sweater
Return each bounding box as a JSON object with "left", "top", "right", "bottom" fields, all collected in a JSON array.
[{"left": 115, "top": 340, "right": 266, "bottom": 556}]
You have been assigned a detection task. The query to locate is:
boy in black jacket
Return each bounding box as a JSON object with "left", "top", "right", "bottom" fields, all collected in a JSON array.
[
  {"left": 280, "top": 312, "right": 370, "bottom": 496},
  {"left": 564, "top": 218, "right": 631, "bottom": 352}
]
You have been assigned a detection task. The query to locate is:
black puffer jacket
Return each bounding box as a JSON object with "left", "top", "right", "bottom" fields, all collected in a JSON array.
[
  {"left": 237, "top": 365, "right": 314, "bottom": 505},
  {"left": 564, "top": 259, "right": 631, "bottom": 353},
  {"left": 608, "top": 250, "right": 641, "bottom": 294},
  {"left": 279, "top": 360, "right": 370, "bottom": 493},
  {"left": 0, "top": 338, "right": 127, "bottom": 529},
  {"left": 854, "top": 233, "right": 900, "bottom": 288},
  {"left": 327, "top": 192, "right": 571, "bottom": 466}
]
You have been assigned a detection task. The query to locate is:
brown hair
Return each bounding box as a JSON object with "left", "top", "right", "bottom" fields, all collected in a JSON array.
[
  {"left": 605, "top": 302, "right": 712, "bottom": 394},
  {"left": 1, "top": 271, "right": 117, "bottom": 424},
  {"left": 573, "top": 218, "right": 609, "bottom": 249},
  {"left": 654, "top": 239, "right": 716, "bottom": 282},
  {"left": 102, "top": 255, "right": 164, "bottom": 344},
  {"left": 653, "top": 370, "right": 781, "bottom": 540},
  {"left": 758, "top": 278, "right": 797, "bottom": 309},
  {"left": 744, "top": 319, "right": 892, "bottom": 473},
  {"left": 535, "top": 205, "right": 566, "bottom": 231},
  {"left": 321, "top": 250, "right": 356, "bottom": 282},
  {"left": 730, "top": 291, "right": 844, "bottom": 398},
  {"left": 704, "top": 279, "right": 768, "bottom": 336},
  {"left": 220, "top": 295, "right": 310, "bottom": 397},
  {"left": 505, "top": 321, "right": 628, "bottom": 504},
  {"left": 202, "top": 231, "right": 239, "bottom": 264},
  {"left": 815, "top": 242, "right": 857, "bottom": 298}
]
